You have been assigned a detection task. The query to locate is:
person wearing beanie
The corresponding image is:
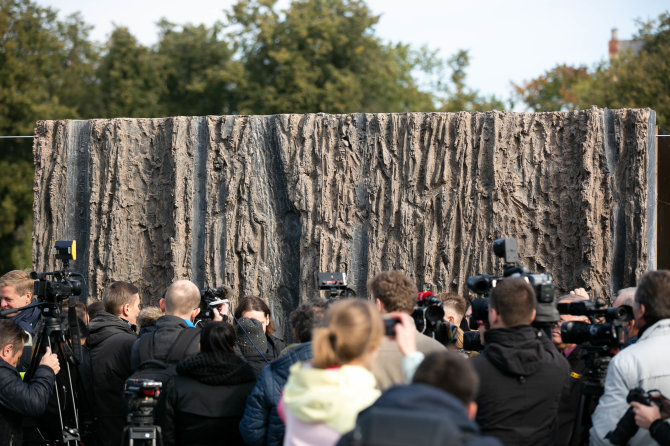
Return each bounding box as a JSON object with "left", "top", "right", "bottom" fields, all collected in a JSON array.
[{"left": 236, "top": 317, "right": 270, "bottom": 376}]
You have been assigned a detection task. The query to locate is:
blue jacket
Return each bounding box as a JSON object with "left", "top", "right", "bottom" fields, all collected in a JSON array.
[
  {"left": 338, "top": 383, "right": 503, "bottom": 446},
  {"left": 239, "top": 342, "right": 313, "bottom": 446}
]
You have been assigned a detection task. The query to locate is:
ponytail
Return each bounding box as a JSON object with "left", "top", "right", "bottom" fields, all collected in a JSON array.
[{"left": 311, "top": 299, "right": 383, "bottom": 369}]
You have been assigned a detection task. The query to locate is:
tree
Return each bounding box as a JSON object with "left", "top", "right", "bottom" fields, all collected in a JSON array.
[
  {"left": 438, "top": 50, "right": 506, "bottom": 112},
  {"left": 156, "top": 20, "right": 242, "bottom": 116},
  {"left": 511, "top": 64, "right": 591, "bottom": 112},
  {"left": 513, "top": 12, "right": 670, "bottom": 126},
  {"left": 225, "top": 0, "right": 434, "bottom": 114},
  {"left": 96, "top": 27, "right": 166, "bottom": 118},
  {"left": 0, "top": 0, "right": 98, "bottom": 270}
]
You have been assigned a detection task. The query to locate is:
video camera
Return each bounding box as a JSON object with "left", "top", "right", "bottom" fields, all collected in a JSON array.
[
  {"left": 412, "top": 291, "right": 457, "bottom": 346},
  {"left": 317, "top": 272, "right": 356, "bottom": 301},
  {"left": 558, "top": 300, "right": 633, "bottom": 348},
  {"left": 32, "top": 240, "right": 83, "bottom": 303},
  {"left": 197, "top": 285, "right": 233, "bottom": 323},
  {"left": 466, "top": 238, "right": 559, "bottom": 331}
]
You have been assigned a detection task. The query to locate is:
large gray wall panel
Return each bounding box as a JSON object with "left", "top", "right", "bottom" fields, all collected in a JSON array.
[{"left": 32, "top": 108, "right": 656, "bottom": 334}]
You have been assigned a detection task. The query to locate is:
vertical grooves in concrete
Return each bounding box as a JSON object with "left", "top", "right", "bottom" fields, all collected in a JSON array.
[
  {"left": 647, "top": 111, "right": 658, "bottom": 270},
  {"left": 190, "top": 117, "right": 208, "bottom": 287},
  {"left": 33, "top": 108, "right": 655, "bottom": 321}
]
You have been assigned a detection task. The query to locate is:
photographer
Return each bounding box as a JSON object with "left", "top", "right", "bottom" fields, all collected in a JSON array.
[
  {"left": 0, "top": 319, "right": 60, "bottom": 445},
  {"left": 631, "top": 393, "right": 670, "bottom": 445},
  {"left": 590, "top": 270, "right": 670, "bottom": 445},
  {"left": 471, "top": 277, "right": 569, "bottom": 446},
  {"left": 368, "top": 270, "right": 445, "bottom": 390}
]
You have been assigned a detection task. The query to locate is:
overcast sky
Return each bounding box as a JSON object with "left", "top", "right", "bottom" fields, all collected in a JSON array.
[{"left": 41, "top": 0, "right": 668, "bottom": 105}]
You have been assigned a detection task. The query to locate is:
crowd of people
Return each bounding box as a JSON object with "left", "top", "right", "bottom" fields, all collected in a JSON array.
[{"left": 1, "top": 267, "right": 670, "bottom": 446}]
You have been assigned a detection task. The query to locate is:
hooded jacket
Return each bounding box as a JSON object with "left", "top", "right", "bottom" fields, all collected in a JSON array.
[
  {"left": 282, "top": 362, "right": 380, "bottom": 446},
  {"left": 239, "top": 341, "right": 313, "bottom": 446},
  {"left": 163, "top": 351, "right": 257, "bottom": 446},
  {"left": 337, "top": 384, "right": 503, "bottom": 446},
  {"left": 471, "top": 325, "right": 569, "bottom": 446},
  {"left": 86, "top": 311, "right": 137, "bottom": 446}
]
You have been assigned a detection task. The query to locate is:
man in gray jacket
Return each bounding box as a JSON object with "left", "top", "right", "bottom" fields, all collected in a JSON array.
[{"left": 590, "top": 270, "right": 670, "bottom": 445}]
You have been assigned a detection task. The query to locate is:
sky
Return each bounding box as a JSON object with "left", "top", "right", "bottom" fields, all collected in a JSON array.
[{"left": 41, "top": 0, "right": 669, "bottom": 106}]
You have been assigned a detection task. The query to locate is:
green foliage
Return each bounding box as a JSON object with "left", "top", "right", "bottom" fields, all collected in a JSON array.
[
  {"left": 157, "top": 20, "right": 241, "bottom": 116},
  {"left": 512, "top": 64, "right": 591, "bottom": 112},
  {"left": 514, "top": 12, "right": 670, "bottom": 126},
  {"left": 96, "top": 27, "right": 166, "bottom": 118},
  {"left": 226, "top": 0, "right": 434, "bottom": 114}
]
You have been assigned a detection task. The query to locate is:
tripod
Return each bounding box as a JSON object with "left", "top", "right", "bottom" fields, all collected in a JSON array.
[
  {"left": 122, "top": 401, "right": 164, "bottom": 446},
  {"left": 24, "top": 301, "right": 81, "bottom": 445},
  {"left": 569, "top": 348, "right": 611, "bottom": 446}
]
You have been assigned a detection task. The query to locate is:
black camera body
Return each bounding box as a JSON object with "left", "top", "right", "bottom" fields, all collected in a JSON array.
[
  {"left": 197, "top": 286, "right": 233, "bottom": 322},
  {"left": 606, "top": 387, "right": 658, "bottom": 445},
  {"left": 412, "top": 292, "right": 455, "bottom": 346},
  {"left": 466, "top": 238, "right": 559, "bottom": 329},
  {"left": 31, "top": 240, "right": 83, "bottom": 303},
  {"left": 558, "top": 301, "right": 632, "bottom": 348}
]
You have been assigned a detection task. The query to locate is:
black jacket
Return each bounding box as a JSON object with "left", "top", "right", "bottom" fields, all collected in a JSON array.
[
  {"left": 239, "top": 342, "right": 313, "bottom": 446},
  {"left": 130, "top": 315, "right": 200, "bottom": 370},
  {"left": 0, "top": 359, "right": 55, "bottom": 446},
  {"left": 471, "top": 326, "right": 570, "bottom": 446},
  {"left": 337, "top": 383, "right": 502, "bottom": 446},
  {"left": 86, "top": 311, "right": 137, "bottom": 446},
  {"left": 650, "top": 419, "right": 670, "bottom": 446},
  {"left": 163, "top": 351, "right": 257, "bottom": 446}
]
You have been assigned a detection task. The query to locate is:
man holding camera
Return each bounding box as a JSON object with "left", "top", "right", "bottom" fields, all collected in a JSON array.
[
  {"left": 0, "top": 319, "right": 60, "bottom": 445},
  {"left": 590, "top": 270, "right": 670, "bottom": 445},
  {"left": 368, "top": 270, "right": 445, "bottom": 390},
  {"left": 86, "top": 281, "right": 141, "bottom": 446},
  {"left": 471, "top": 277, "right": 569, "bottom": 446}
]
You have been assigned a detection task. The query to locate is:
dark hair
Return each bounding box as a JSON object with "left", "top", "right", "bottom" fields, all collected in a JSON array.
[
  {"left": 636, "top": 270, "right": 670, "bottom": 324},
  {"left": 489, "top": 277, "right": 535, "bottom": 327},
  {"left": 367, "top": 270, "right": 417, "bottom": 314},
  {"left": 412, "top": 352, "right": 479, "bottom": 405},
  {"left": 200, "top": 321, "right": 236, "bottom": 354},
  {"left": 102, "top": 281, "right": 139, "bottom": 315},
  {"left": 234, "top": 295, "right": 276, "bottom": 336},
  {"left": 289, "top": 300, "right": 329, "bottom": 342},
  {"left": 87, "top": 300, "right": 105, "bottom": 321},
  {"left": 0, "top": 319, "right": 29, "bottom": 353}
]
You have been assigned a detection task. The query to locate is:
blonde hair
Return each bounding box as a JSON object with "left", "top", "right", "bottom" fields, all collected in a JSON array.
[
  {"left": 0, "top": 270, "right": 33, "bottom": 297},
  {"left": 312, "top": 299, "right": 383, "bottom": 369}
]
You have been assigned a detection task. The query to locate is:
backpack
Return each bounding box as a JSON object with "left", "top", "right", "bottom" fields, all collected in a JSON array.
[{"left": 127, "top": 328, "right": 201, "bottom": 425}]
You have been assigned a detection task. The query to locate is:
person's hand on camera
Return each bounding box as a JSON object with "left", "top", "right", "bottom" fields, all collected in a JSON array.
[
  {"left": 631, "top": 401, "right": 662, "bottom": 430},
  {"left": 569, "top": 288, "right": 590, "bottom": 299},
  {"left": 39, "top": 347, "right": 60, "bottom": 375},
  {"left": 212, "top": 302, "right": 230, "bottom": 322},
  {"left": 389, "top": 312, "right": 416, "bottom": 356}
]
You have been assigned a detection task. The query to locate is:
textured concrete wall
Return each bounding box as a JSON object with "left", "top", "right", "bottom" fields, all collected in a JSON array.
[{"left": 32, "top": 108, "right": 656, "bottom": 336}]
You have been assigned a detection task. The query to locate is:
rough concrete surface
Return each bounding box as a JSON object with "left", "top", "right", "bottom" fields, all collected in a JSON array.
[{"left": 32, "top": 108, "right": 656, "bottom": 336}]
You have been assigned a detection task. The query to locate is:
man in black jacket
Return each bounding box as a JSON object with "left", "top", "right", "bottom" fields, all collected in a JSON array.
[
  {"left": 130, "top": 280, "right": 201, "bottom": 370},
  {"left": 471, "top": 277, "right": 569, "bottom": 446},
  {"left": 0, "top": 319, "right": 60, "bottom": 445},
  {"left": 86, "top": 281, "right": 140, "bottom": 446}
]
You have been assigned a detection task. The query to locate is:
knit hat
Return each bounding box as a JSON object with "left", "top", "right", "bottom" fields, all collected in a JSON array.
[{"left": 236, "top": 317, "right": 268, "bottom": 356}]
